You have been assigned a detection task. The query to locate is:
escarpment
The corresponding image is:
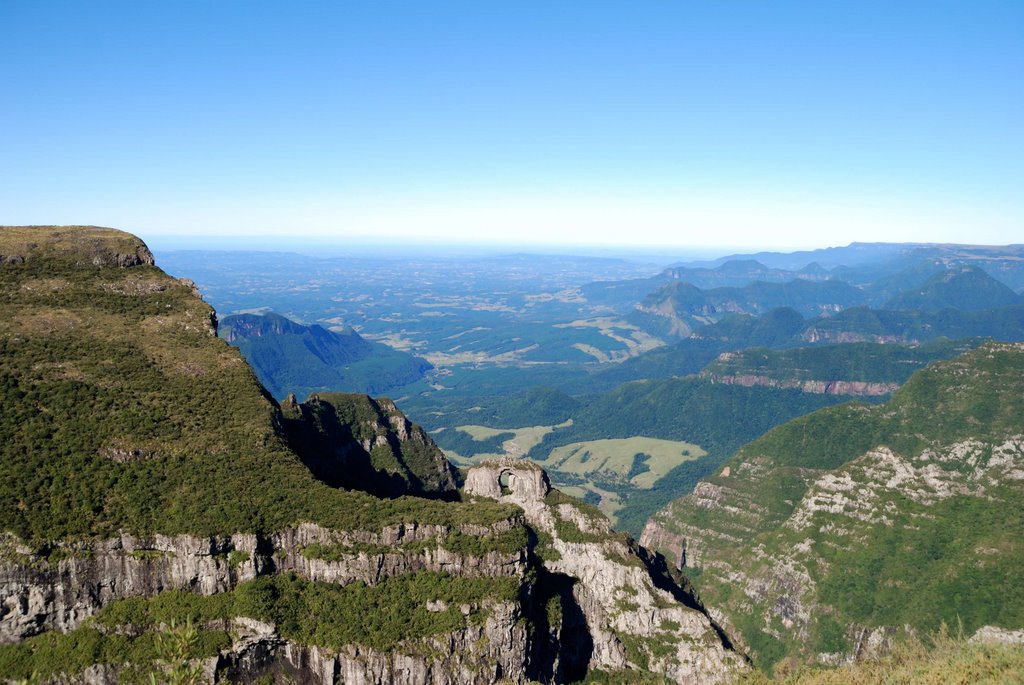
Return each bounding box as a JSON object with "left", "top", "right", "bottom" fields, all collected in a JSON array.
[
  {"left": 465, "top": 459, "right": 745, "bottom": 683},
  {"left": 0, "top": 226, "right": 745, "bottom": 684},
  {"left": 643, "top": 343, "right": 1024, "bottom": 670},
  {"left": 280, "top": 392, "right": 459, "bottom": 497}
]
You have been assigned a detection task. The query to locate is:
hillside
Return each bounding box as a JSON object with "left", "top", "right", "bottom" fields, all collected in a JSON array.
[
  {"left": 632, "top": 279, "right": 865, "bottom": 338},
  {"left": 219, "top": 311, "right": 432, "bottom": 400},
  {"left": 0, "top": 226, "right": 744, "bottom": 683},
  {"left": 699, "top": 339, "right": 977, "bottom": 396},
  {"left": 280, "top": 392, "right": 458, "bottom": 497},
  {"left": 641, "top": 343, "right": 1024, "bottom": 672},
  {"left": 801, "top": 304, "right": 1024, "bottom": 344},
  {"left": 882, "top": 265, "right": 1022, "bottom": 312},
  {"left": 526, "top": 378, "right": 849, "bottom": 536}
]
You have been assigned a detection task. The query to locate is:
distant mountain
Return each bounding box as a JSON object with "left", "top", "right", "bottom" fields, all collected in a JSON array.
[
  {"left": 577, "top": 273, "right": 672, "bottom": 313},
  {"left": 883, "top": 265, "right": 1022, "bottom": 312},
  {"left": 593, "top": 289, "right": 1024, "bottom": 393},
  {"left": 676, "top": 242, "right": 914, "bottom": 271},
  {"left": 0, "top": 226, "right": 745, "bottom": 684},
  {"left": 641, "top": 342, "right": 1024, "bottom": 670},
  {"left": 801, "top": 304, "right": 1024, "bottom": 345},
  {"left": 677, "top": 242, "right": 1024, "bottom": 280},
  {"left": 658, "top": 259, "right": 832, "bottom": 289},
  {"left": 631, "top": 279, "right": 865, "bottom": 338},
  {"left": 592, "top": 308, "right": 808, "bottom": 388},
  {"left": 219, "top": 312, "right": 432, "bottom": 400},
  {"left": 698, "top": 339, "right": 979, "bottom": 396}
]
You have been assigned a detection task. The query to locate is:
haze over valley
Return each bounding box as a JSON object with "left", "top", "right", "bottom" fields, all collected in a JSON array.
[{"left": 3, "top": 0, "right": 1023, "bottom": 682}]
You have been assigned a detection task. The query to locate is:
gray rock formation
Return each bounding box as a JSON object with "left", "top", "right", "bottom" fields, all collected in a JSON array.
[
  {"left": 2, "top": 460, "right": 744, "bottom": 684},
  {"left": 1, "top": 519, "right": 525, "bottom": 645},
  {"left": 465, "top": 459, "right": 745, "bottom": 684}
]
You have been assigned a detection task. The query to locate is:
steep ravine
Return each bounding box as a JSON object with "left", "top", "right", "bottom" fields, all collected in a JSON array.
[
  {"left": 0, "top": 226, "right": 745, "bottom": 684},
  {"left": 641, "top": 343, "right": 1024, "bottom": 670}
]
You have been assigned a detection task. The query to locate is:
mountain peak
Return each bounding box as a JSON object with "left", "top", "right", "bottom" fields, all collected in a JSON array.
[{"left": 0, "top": 225, "right": 154, "bottom": 268}]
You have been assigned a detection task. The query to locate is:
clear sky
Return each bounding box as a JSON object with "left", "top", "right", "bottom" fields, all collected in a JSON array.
[{"left": 2, "top": 1, "right": 1022, "bottom": 250}]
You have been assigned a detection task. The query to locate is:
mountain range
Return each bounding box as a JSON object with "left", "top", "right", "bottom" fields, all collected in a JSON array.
[
  {"left": 0, "top": 226, "right": 745, "bottom": 683},
  {"left": 219, "top": 311, "right": 432, "bottom": 400},
  {"left": 2, "top": 226, "right": 1022, "bottom": 683}
]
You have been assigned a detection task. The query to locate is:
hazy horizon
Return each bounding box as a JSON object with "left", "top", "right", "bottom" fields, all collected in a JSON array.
[{"left": 3, "top": 2, "right": 1022, "bottom": 248}]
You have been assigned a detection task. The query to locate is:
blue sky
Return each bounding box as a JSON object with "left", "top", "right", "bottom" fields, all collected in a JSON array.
[{"left": 2, "top": 1, "right": 1022, "bottom": 250}]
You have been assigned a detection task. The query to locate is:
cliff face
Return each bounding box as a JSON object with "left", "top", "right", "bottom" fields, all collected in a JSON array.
[
  {"left": 464, "top": 460, "right": 744, "bottom": 683},
  {"left": 280, "top": 392, "right": 459, "bottom": 497},
  {"left": 218, "top": 312, "right": 432, "bottom": 400},
  {"left": 0, "top": 226, "right": 743, "bottom": 684},
  {"left": 698, "top": 372, "right": 897, "bottom": 396},
  {"left": 641, "top": 343, "right": 1024, "bottom": 670},
  {"left": 0, "top": 464, "right": 744, "bottom": 684},
  {"left": 696, "top": 341, "right": 975, "bottom": 399}
]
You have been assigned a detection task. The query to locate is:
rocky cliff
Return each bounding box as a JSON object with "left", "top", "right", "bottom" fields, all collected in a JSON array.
[
  {"left": 641, "top": 343, "right": 1024, "bottom": 672},
  {"left": 464, "top": 459, "right": 744, "bottom": 683},
  {"left": 280, "top": 392, "right": 459, "bottom": 497},
  {"left": 0, "top": 226, "right": 744, "bottom": 684},
  {"left": 696, "top": 341, "right": 975, "bottom": 398}
]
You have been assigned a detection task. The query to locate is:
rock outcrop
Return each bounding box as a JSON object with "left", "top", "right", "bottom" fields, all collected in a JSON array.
[
  {"left": 465, "top": 459, "right": 745, "bottom": 683},
  {"left": 642, "top": 343, "right": 1024, "bottom": 668},
  {"left": 699, "top": 372, "right": 898, "bottom": 396},
  {"left": 281, "top": 393, "right": 459, "bottom": 496},
  {"left": 0, "top": 226, "right": 745, "bottom": 684}
]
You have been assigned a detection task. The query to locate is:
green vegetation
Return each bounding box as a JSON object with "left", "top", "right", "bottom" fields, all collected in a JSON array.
[
  {"left": 402, "top": 385, "right": 580, "bottom": 432},
  {"left": 702, "top": 339, "right": 978, "bottom": 385},
  {"left": 732, "top": 627, "right": 1024, "bottom": 685},
  {"left": 226, "top": 549, "right": 249, "bottom": 569},
  {"left": 630, "top": 278, "right": 865, "bottom": 338},
  {"left": 817, "top": 493, "right": 1024, "bottom": 633},
  {"left": 805, "top": 304, "right": 1024, "bottom": 345},
  {"left": 279, "top": 392, "right": 457, "bottom": 496},
  {"left": 883, "top": 265, "right": 1022, "bottom": 312},
  {"left": 749, "top": 342, "right": 1024, "bottom": 466},
  {"left": 0, "top": 623, "right": 231, "bottom": 682},
  {"left": 0, "top": 229, "right": 515, "bottom": 542},
  {"left": 0, "top": 571, "right": 520, "bottom": 680},
  {"left": 649, "top": 343, "right": 1024, "bottom": 670},
  {"left": 435, "top": 426, "right": 515, "bottom": 457},
  {"left": 299, "top": 525, "right": 529, "bottom": 559},
  {"left": 219, "top": 312, "right": 432, "bottom": 401},
  {"left": 529, "top": 378, "right": 845, "bottom": 536},
  {"left": 576, "top": 669, "right": 674, "bottom": 684},
  {"left": 544, "top": 437, "right": 705, "bottom": 489}
]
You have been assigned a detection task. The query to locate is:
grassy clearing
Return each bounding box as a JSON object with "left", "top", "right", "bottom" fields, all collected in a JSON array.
[
  {"left": 457, "top": 424, "right": 512, "bottom": 440},
  {"left": 732, "top": 627, "right": 1024, "bottom": 685},
  {"left": 447, "top": 420, "right": 574, "bottom": 462},
  {"left": 545, "top": 437, "right": 706, "bottom": 488},
  {"left": 554, "top": 316, "right": 665, "bottom": 361}
]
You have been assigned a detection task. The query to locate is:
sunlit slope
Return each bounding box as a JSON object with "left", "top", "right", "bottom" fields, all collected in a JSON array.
[
  {"left": 643, "top": 343, "right": 1024, "bottom": 670},
  {"left": 0, "top": 226, "right": 513, "bottom": 542},
  {"left": 219, "top": 312, "right": 432, "bottom": 400}
]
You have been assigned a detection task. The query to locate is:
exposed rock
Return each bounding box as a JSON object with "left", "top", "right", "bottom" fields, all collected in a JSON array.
[
  {"left": 0, "top": 519, "right": 528, "bottom": 645},
  {"left": 464, "top": 457, "right": 551, "bottom": 505},
  {"left": 465, "top": 460, "right": 745, "bottom": 683},
  {"left": 700, "top": 372, "right": 898, "bottom": 397},
  {"left": 970, "top": 625, "right": 1024, "bottom": 646},
  {"left": 281, "top": 393, "right": 459, "bottom": 497}
]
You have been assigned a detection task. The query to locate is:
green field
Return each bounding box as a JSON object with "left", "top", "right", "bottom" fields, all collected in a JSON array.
[
  {"left": 443, "top": 421, "right": 573, "bottom": 465},
  {"left": 545, "top": 437, "right": 706, "bottom": 488}
]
